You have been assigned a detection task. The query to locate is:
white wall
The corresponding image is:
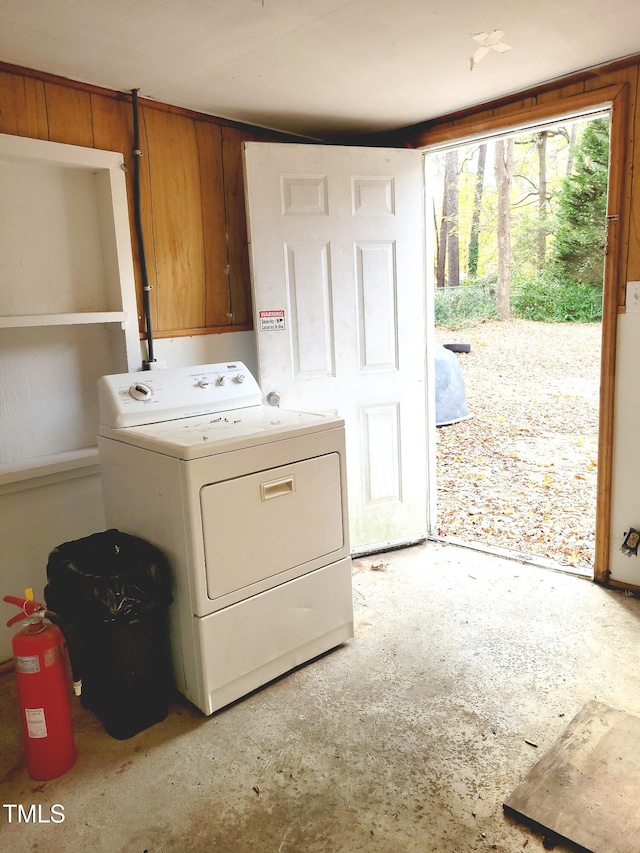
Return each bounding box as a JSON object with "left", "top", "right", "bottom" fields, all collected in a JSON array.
[
  {"left": 141, "top": 330, "right": 257, "bottom": 375},
  {"left": 0, "top": 330, "right": 257, "bottom": 663},
  {"left": 0, "top": 135, "right": 142, "bottom": 661},
  {"left": 1, "top": 471, "right": 105, "bottom": 661},
  {"left": 608, "top": 311, "right": 640, "bottom": 585}
]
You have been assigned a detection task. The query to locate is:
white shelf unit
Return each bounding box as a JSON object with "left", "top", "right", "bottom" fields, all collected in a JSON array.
[
  {"left": 0, "top": 132, "right": 141, "bottom": 484},
  {"left": 0, "top": 312, "right": 128, "bottom": 328}
]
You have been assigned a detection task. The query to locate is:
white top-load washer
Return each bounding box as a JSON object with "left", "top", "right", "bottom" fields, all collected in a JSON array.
[{"left": 97, "top": 361, "right": 353, "bottom": 715}]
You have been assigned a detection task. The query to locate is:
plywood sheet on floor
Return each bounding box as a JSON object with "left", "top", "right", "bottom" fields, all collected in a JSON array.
[{"left": 504, "top": 700, "right": 640, "bottom": 853}]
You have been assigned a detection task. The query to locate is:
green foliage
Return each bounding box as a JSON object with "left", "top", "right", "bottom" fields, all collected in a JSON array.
[
  {"left": 436, "top": 273, "right": 603, "bottom": 327},
  {"left": 511, "top": 272, "right": 602, "bottom": 323},
  {"left": 551, "top": 117, "right": 610, "bottom": 285},
  {"left": 468, "top": 238, "right": 479, "bottom": 280},
  {"left": 510, "top": 207, "right": 546, "bottom": 280},
  {"left": 434, "top": 280, "right": 499, "bottom": 328},
  {"left": 432, "top": 116, "right": 609, "bottom": 328}
]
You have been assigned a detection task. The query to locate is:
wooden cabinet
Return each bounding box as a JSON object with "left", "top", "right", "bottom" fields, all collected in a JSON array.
[{"left": 0, "top": 65, "right": 283, "bottom": 340}]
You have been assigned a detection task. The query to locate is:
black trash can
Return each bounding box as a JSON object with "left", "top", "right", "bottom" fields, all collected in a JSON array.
[{"left": 44, "top": 529, "right": 173, "bottom": 740}]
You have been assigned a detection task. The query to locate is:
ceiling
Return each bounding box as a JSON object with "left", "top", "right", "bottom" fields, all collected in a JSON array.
[{"left": 1, "top": 0, "right": 639, "bottom": 139}]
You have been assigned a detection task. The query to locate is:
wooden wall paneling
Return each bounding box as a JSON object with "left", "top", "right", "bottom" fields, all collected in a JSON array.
[
  {"left": 584, "top": 65, "right": 637, "bottom": 96},
  {"left": 89, "top": 93, "right": 131, "bottom": 160},
  {"left": 222, "top": 126, "right": 254, "bottom": 328},
  {"left": 43, "top": 82, "right": 94, "bottom": 147},
  {"left": 90, "top": 92, "right": 156, "bottom": 334},
  {"left": 580, "top": 69, "right": 638, "bottom": 308},
  {"left": 143, "top": 107, "right": 206, "bottom": 333},
  {"left": 616, "top": 73, "right": 636, "bottom": 307},
  {"left": 138, "top": 102, "right": 160, "bottom": 334},
  {"left": 594, "top": 81, "right": 632, "bottom": 580},
  {"left": 462, "top": 106, "right": 495, "bottom": 125},
  {"left": 587, "top": 67, "right": 640, "bottom": 302},
  {"left": 628, "top": 70, "right": 640, "bottom": 282},
  {"left": 406, "top": 105, "right": 496, "bottom": 148},
  {"left": 0, "top": 71, "right": 48, "bottom": 139},
  {"left": 535, "top": 80, "right": 585, "bottom": 106},
  {"left": 492, "top": 97, "right": 536, "bottom": 118},
  {"left": 444, "top": 106, "right": 494, "bottom": 139},
  {"left": 410, "top": 85, "right": 628, "bottom": 149},
  {"left": 195, "top": 121, "right": 231, "bottom": 329}
]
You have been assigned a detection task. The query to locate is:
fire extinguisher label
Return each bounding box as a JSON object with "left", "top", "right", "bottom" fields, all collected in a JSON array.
[
  {"left": 44, "top": 645, "right": 59, "bottom": 668},
  {"left": 15, "top": 655, "right": 40, "bottom": 674},
  {"left": 25, "top": 707, "right": 48, "bottom": 739}
]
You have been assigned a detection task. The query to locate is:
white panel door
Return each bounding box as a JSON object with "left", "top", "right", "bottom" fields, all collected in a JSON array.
[{"left": 243, "top": 142, "right": 431, "bottom": 552}]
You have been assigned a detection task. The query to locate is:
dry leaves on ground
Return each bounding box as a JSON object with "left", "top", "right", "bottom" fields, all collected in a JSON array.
[{"left": 435, "top": 319, "right": 600, "bottom": 571}]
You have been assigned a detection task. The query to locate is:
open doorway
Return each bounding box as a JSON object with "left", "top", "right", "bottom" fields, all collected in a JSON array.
[{"left": 427, "top": 114, "right": 610, "bottom": 575}]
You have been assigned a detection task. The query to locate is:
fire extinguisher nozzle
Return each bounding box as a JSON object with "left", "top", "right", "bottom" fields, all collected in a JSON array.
[{"left": 73, "top": 679, "right": 82, "bottom": 697}]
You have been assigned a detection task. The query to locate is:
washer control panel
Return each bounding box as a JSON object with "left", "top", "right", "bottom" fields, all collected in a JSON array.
[
  {"left": 129, "top": 383, "right": 153, "bottom": 401},
  {"left": 98, "top": 362, "right": 262, "bottom": 428}
]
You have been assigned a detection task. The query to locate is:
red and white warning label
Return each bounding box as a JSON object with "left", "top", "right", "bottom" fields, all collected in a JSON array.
[{"left": 259, "top": 310, "right": 286, "bottom": 331}]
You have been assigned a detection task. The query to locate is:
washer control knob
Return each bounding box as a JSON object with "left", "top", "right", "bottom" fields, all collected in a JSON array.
[
  {"left": 197, "top": 378, "right": 211, "bottom": 388},
  {"left": 267, "top": 391, "right": 280, "bottom": 407},
  {"left": 129, "top": 383, "right": 152, "bottom": 401},
  {"left": 234, "top": 373, "right": 246, "bottom": 384},
  {"left": 216, "top": 375, "right": 227, "bottom": 386}
]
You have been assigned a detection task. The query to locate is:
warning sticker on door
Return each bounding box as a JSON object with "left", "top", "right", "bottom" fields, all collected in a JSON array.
[{"left": 259, "top": 310, "right": 285, "bottom": 331}]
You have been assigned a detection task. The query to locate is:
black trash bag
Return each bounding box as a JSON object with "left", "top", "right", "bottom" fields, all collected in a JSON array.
[
  {"left": 45, "top": 528, "right": 172, "bottom": 623},
  {"left": 45, "top": 530, "right": 173, "bottom": 740}
]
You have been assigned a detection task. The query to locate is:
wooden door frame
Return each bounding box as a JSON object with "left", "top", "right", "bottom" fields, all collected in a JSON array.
[{"left": 413, "top": 83, "right": 629, "bottom": 584}]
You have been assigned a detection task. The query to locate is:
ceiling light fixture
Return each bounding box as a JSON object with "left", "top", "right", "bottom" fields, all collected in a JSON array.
[{"left": 470, "top": 30, "right": 512, "bottom": 71}]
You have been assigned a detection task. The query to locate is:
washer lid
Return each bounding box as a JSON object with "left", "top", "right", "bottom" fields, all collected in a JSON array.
[{"left": 98, "top": 405, "right": 344, "bottom": 459}]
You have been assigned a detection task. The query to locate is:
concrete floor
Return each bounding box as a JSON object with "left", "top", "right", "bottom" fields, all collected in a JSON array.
[{"left": 2, "top": 540, "right": 640, "bottom": 853}]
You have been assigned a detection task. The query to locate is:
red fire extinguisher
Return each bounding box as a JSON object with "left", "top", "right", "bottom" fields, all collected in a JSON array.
[{"left": 4, "top": 591, "right": 77, "bottom": 780}]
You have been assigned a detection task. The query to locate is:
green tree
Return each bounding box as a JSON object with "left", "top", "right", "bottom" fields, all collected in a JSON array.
[
  {"left": 495, "top": 137, "right": 513, "bottom": 319},
  {"left": 551, "top": 117, "right": 610, "bottom": 285},
  {"left": 468, "top": 143, "right": 486, "bottom": 279},
  {"left": 437, "top": 149, "right": 460, "bottom": 288}
]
